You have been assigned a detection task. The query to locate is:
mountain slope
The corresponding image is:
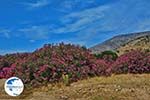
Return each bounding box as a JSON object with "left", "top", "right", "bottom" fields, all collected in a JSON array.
[
  {"left": 90, "top": 31, "right": 150, "bottom": 54},
  {"left": 117, "top": 35, "right": 150, "bottom": 55}
]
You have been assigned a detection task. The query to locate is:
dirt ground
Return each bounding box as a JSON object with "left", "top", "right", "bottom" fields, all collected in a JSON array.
[{"left": 0, "top": 74, "right": 150, "bottom": 100}]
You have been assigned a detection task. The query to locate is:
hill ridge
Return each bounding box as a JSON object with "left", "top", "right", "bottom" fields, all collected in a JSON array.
[{"left": 90, "top": 31, "right": 150, "bottom": 53}]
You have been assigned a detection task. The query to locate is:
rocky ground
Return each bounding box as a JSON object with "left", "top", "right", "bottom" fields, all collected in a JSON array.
[{"left": 0, "top": 74, "right": 150, "bottom": 100}]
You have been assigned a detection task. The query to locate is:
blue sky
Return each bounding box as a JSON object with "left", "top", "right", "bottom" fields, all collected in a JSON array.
[{"left": 0, "top": 0, "right": 150, "bottom": 54}]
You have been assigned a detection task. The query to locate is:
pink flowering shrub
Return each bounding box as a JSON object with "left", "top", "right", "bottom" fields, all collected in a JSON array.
[
  {"left": 11, "top": 43, "right": 109, "bottom": 86},
  {"left": 0, "top": 64, "right": 16, "bottom": 78},
  {"left": 112, "top": 50, "right": 150, "bottom": 74},
  {"left": 0, "top": 53, "right": 29, "bottom": 79},
  {"left": 0, "top": 43, "right": 149, "bottom": 87}
]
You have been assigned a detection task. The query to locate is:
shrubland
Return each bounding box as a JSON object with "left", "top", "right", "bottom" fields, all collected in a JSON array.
[{"left": 0, "top": 43, "right": 149, "bottom": 87}]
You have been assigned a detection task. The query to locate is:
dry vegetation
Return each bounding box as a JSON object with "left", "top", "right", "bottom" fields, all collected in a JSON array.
[
  {"left": 1, "top": 74, "right": 150, "bottom": 100},
  {"left": 117, "top": 36, "right": 150, "bottom": 55}
]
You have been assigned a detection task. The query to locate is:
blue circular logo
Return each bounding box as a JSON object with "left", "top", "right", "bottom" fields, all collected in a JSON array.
[{"left": 4, "top": 77, "right": 24, "bottom": 96}]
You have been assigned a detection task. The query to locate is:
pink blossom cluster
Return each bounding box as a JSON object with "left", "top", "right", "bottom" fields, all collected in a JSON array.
[
  {"left": 0, "top": 43, "right": 149, "bottom": 87},
  {"left": 112, "top": 50, "right": 150, "bottom": 74}
]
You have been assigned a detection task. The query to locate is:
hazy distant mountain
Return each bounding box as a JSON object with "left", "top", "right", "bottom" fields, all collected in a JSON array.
[{"left": 90, "top": 31, "right": 150, "bottom": 54}]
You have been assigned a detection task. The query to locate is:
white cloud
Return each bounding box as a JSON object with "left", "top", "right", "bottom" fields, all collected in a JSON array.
[
  {"left": 55, "top": 0, "right": 150, "bottom": 36},
  {"left": 23, "top": 0, "right": 50, "bottom": 9},
  {"left": 57, "top": 0, "right": 100, "bottom": 13},
  {"left": 53, "top": 5, "right": 109, "bottom": 33},
  {"left": 29, "top": 39, "right": 36, "bottom": 43},
  {"left": 0, "top": 49, "right": 28, "bottom": 55},
  {"left": 136, "top": 19, "right": 150, "bottom": 32},
  {"left": 19, "top": 26, "right": 51, "bottom": 40},
  {"left": 48, "top": 0, "right": 150, "bottom": 47},
  {"left": 11, "top": 0, "right": 150, "bottom": 47},
  {"left": 0, "top": 29, "right": 11, "bottom": 38}
]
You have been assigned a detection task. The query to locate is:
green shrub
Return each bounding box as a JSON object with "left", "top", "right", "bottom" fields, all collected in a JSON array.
[
  {"left": 94, "top": 51, "right": 118, "bottom": 61},
  {"left": 62, "top": 74, "right": 70, "bottom": 86}
]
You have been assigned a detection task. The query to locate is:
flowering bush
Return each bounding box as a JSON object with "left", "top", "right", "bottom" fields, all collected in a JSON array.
[
  {"left": 0, "top": 43, "right": 149, "bottom": 87},
  {"left": 112, "top": 50, "right": 150, "bottom": 74},
  {"left": 0, "top": 64, "right": 16, "bottom": 78},
  {"left": 11, "top": 43, "right": 109, "bottom": 86},
  {"left": 0, "top": 53, "right": 29, "bottom": 79}
]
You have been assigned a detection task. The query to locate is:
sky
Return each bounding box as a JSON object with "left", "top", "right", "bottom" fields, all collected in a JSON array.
[{"left": 0, "top": 0, "right": 150, "bottom": 54}]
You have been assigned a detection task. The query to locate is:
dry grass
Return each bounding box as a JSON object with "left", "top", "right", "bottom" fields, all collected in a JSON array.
[
  {"left": 1, "top": 74, "right": 150, "bottom": 100},
  {"left": 117, "top": 36, "right": 150, "bottom": 55}
]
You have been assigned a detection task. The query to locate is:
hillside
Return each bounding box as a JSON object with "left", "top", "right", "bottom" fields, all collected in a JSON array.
[
  {"left": 1, "top": 74, "right": 150, "bottom": 100},
  {"left": 117, "top": 35, "right": 150, "bottom": 55},
  {"left": 90, "top": 31, "right": 150, "bottom": 54},
  {"left": 0, "top": 40, "right": 149, "bottom": 100}
]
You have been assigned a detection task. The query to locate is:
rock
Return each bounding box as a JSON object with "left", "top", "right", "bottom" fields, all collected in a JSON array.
[
  {"left": 114, "top": 85, "right": 122, "bottom": 92},
  {"left": 60, "top": 95, "right": 69, "bottom": 100}
]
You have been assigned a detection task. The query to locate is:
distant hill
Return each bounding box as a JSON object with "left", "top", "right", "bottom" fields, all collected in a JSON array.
[{"left": 90, "top": 31, "right": 150, "bottom": 55}]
